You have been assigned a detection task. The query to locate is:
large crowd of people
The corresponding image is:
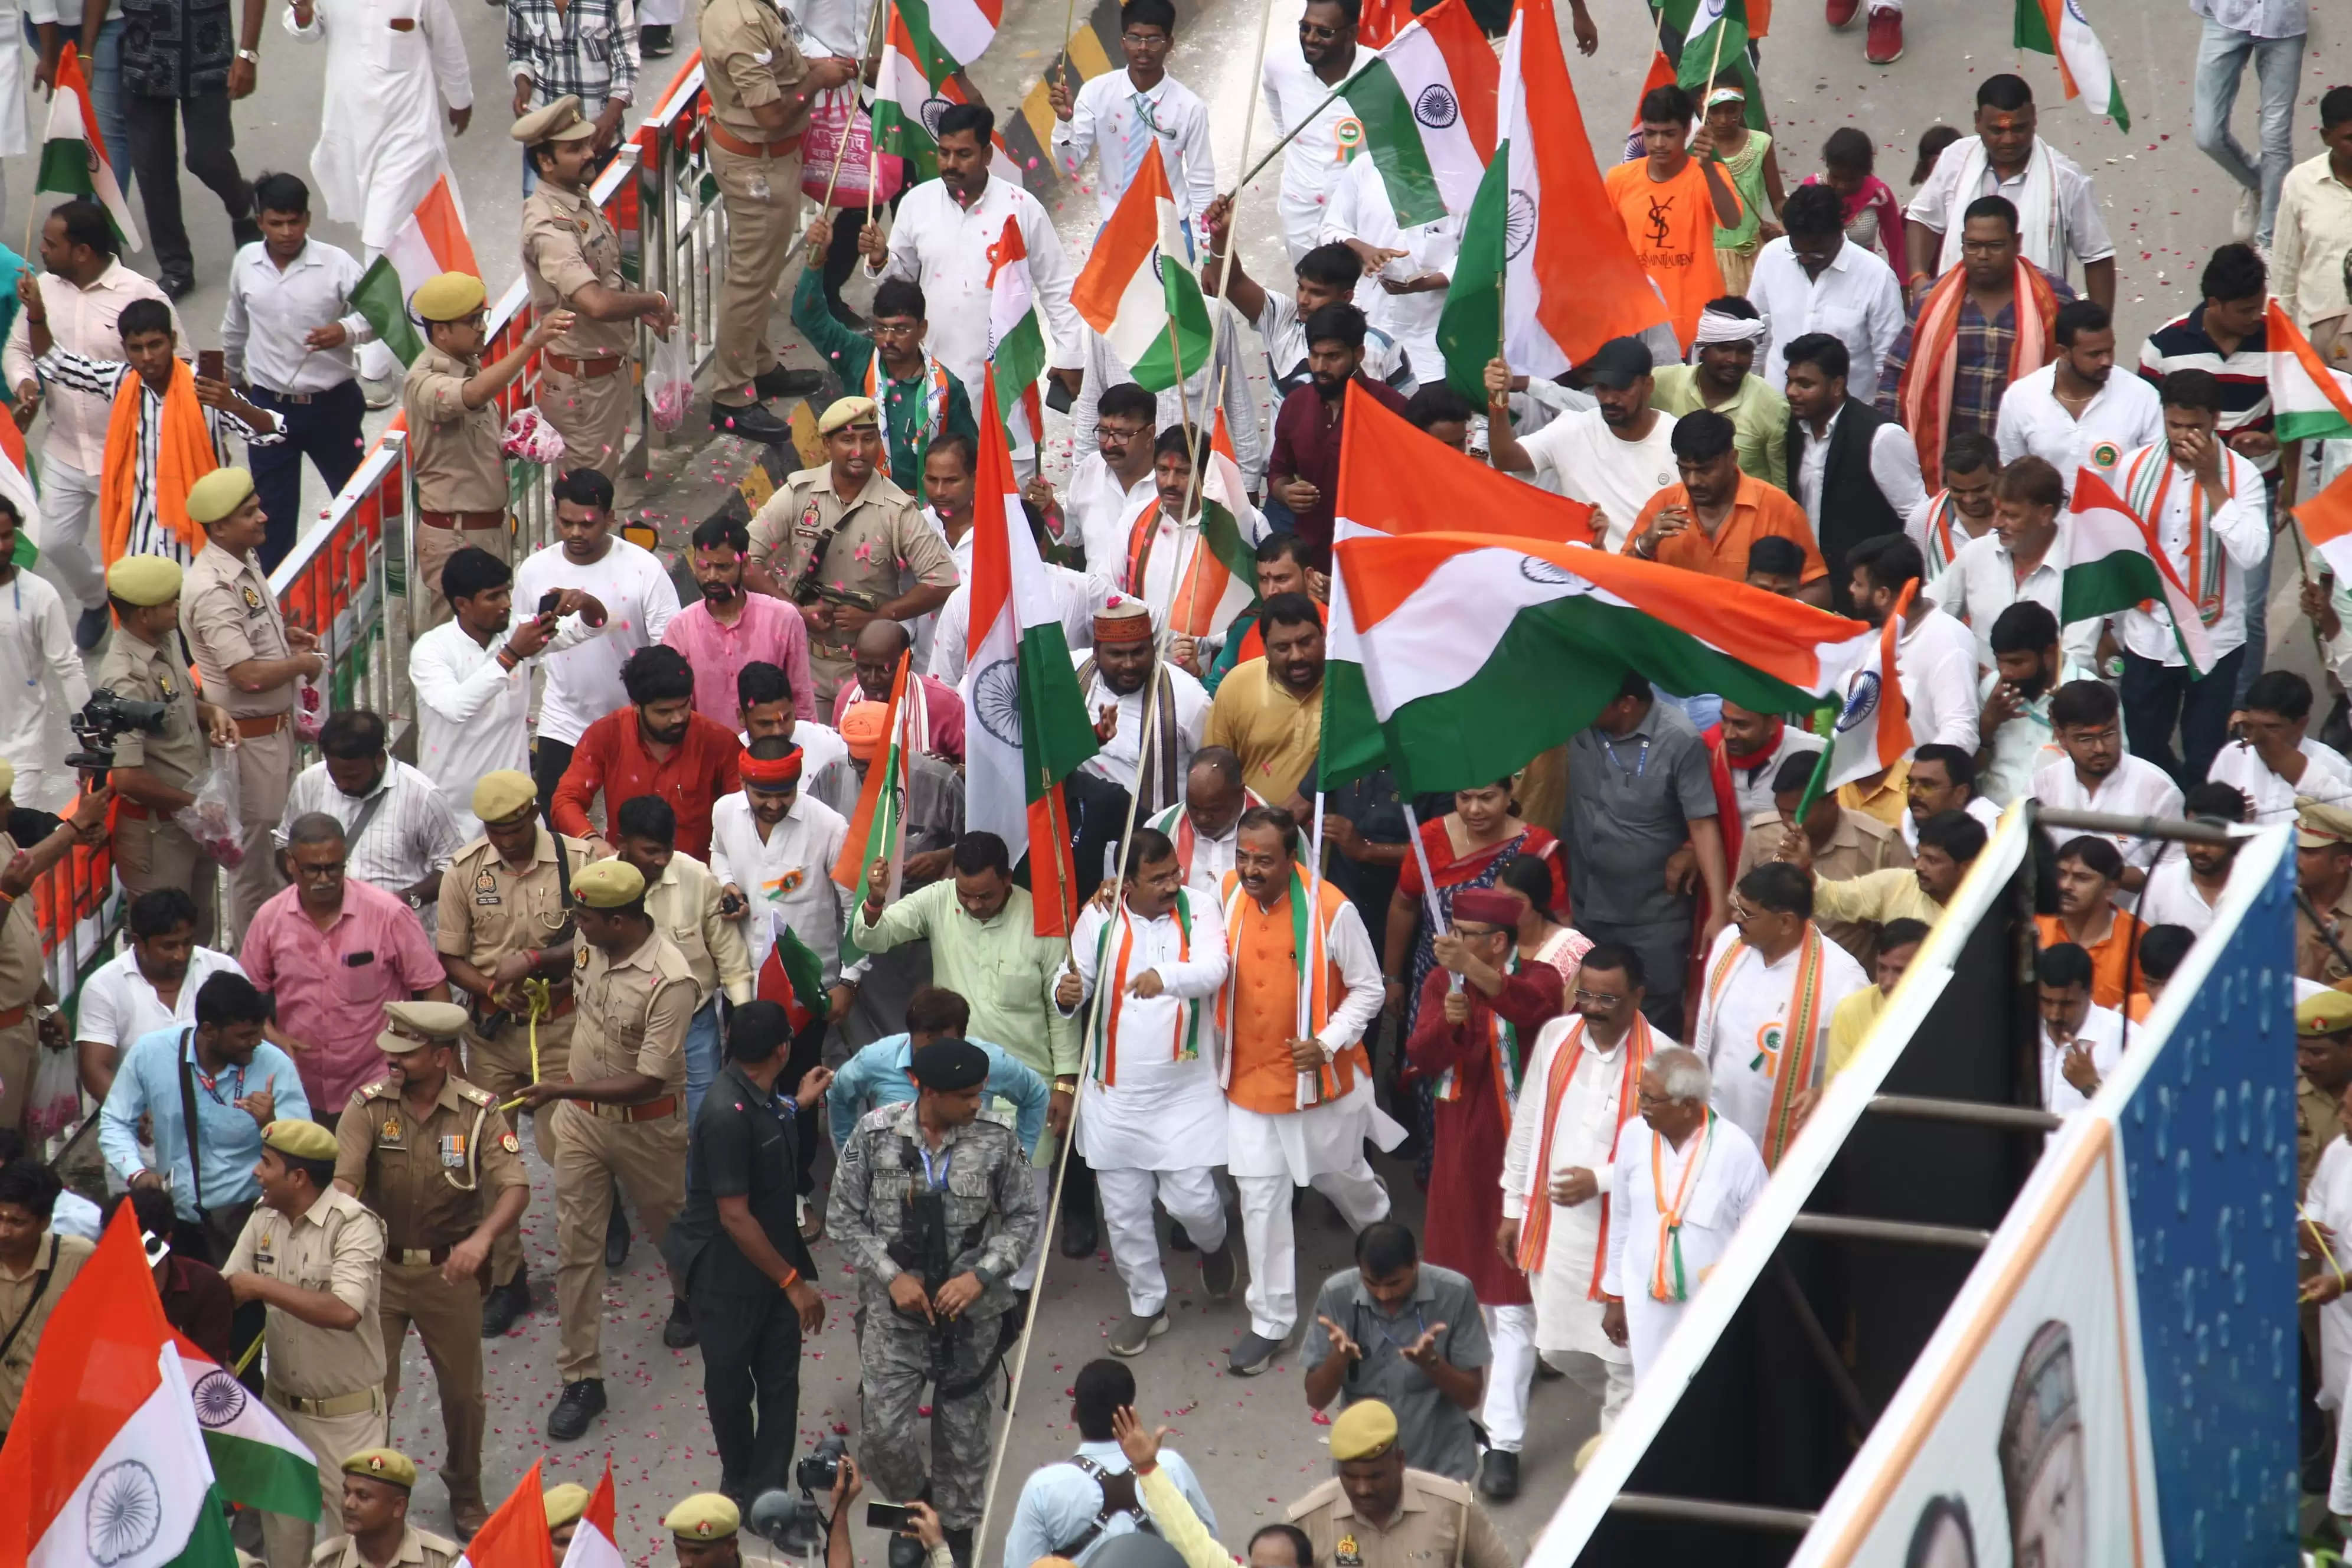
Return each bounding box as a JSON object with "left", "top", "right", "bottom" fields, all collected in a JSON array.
[{"left": 0, "top": 0, "right": 2347, "bottom": 1560}]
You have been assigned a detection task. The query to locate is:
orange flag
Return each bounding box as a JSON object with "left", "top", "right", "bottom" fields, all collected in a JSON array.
[
  {"left": 459, "top": 1461, "right": 556, "bottom": 1568},
  {"left": 2294, "top": 462, "right": 2352, "bottom": 583}
]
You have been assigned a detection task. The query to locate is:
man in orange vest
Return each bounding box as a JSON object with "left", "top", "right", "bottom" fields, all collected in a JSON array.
[{"left": 1219, "top": 805, "right": 1399, "bottom": 1377}]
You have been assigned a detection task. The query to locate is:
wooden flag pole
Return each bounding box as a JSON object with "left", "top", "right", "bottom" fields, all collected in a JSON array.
[{"left": 805, "top": 0, "right": 890, "bottom": 254}]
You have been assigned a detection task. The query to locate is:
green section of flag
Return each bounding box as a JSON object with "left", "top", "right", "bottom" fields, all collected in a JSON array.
[
  {"left": 1015, "top": 620, "right": 1100, "bottom": 804},
  {"left": 163, "top": 1488, "right": 241, "bottom": 1568},
  {"left": 777, "top": 925, "right": 828, "bottom": 1033},
  {"left": 1125, "top": 257, "right": 1213, "bottom": 395},
  {"left": 1436, "top": 151, "right": 1507, "bottom": 407},
  {"left": 34, "top": 139, "right": 94, "bottom": 203},
  {"left": 2011, "top": 0, "right": 2056, "bottom": 53},
  {"left": 1339, "top": 60, "right": 1448, "bottom": 229},
  {"left": 1199, "top": 496, "right": 1256, "bottom": 584},
  {"left": 871, "top": 99, "right": 939, "bottom": 181},
  {"left": 350, "top": 254, "right": 425, "bottom": 368},
  {"left": 2277, "top": 406, "right": 2352, "bottom": 444},
  {"left": 992, "top": 310, "right": 1045, "bottom": 430},
  {"left": 204, "top": 1432, "right": 320, "bottom": 1521}
]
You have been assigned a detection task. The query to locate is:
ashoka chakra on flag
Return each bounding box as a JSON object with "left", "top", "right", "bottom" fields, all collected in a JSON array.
[{"left": 1415, "top": 85, "right": 1459, "bottom": 128}]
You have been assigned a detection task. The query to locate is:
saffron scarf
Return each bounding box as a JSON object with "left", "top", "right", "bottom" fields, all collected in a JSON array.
[
  {"left": 1517, "top": 1014, "right": 1654, "bottom": 1286},
  {"left": 1704, "top": 925, "right": 1829, "bottom": 1170},
  {"left": 1649, "top": 1109, "right": 1717, "bottom": 1303},
  {"left": 1895, "top": 259, "right": 2060, "bottom": 485},
  {"left": 1217, "top": 865, "right": 1345, "bottom": 1108},
  {"left": 2121, "top": 442, "right": 2233, "bottom": 628},
  {"left": 1433, "top": 955, "right": 1524, "bottom": 1106},
  {"left": 864, "top": 349, "right": 952, "bottom": 485},
  {"left": 1086, "top": 890, "right": 1200, "bottom": 1085},
  {"left": 101, "top": 358, "right": 215, "bottom": 566}
]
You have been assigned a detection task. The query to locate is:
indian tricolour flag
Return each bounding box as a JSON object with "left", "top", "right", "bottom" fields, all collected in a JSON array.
[
  {"left": 33, "top": 45, "right": 139, "bottom": 251},
  {"left": 833, "top": 650, "right": 914, "bottom": 958},
  {"left": 177, "top": 1337, "right": 317, "bottom": 1520},
  {"left": 454, "top": 1461, "right": 556, "bottom": 1568},
  {"left": 985, "top": 215, "right": 1046, "bottom": 449},
  {"left": 2062, "top": 465, "right": 2216, "bottom": 674},
  {"left": 1338, "top": 0, "right": 1497, "bottom": 228},
  {"left": 1435, "top": 0, "right": 1668, "bottom": 401},
  {"left": 873, "top": 2, "right": 1021, "bottom": 180},
  {"left": 963, "top": 362, "right": 1099, "bottom": 936},
  {"left": 0, "top": 1211, "right": 237, "bottom": 1568},
  {"left": 1070, "top": 142, "right": 1211, "bottom": 395},
  {"left": 2293, "top": 463, "right": 2352, "bottom": 582},
  {"left": 2267, "top": 300, "right": 2352, "bottom": 443},
  {"left": 1804, "top": 581, "right": 1916, "bottom": 809},
  {"left": 2014, "top": 0, "right": 2129, "bottom": 130},
  {"left": 350, "top": 175, "right": 480, "bottom": 368},
  {"left": 1167, "top": 410, "right": 1269, "bottom": 639},
  {"left": 558, "top": 1466, "right": 623, "bottom": 1568}
]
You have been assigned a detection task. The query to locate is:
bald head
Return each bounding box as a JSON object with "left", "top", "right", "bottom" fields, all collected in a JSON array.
[
  {"left": 1183, "top": 746, "right": 1247, "bottom": 839},
  {"left": 854, "top": 618, "right": 914, "bottom": 700}
]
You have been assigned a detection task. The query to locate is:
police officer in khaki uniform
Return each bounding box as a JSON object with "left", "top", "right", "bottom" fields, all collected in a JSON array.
[
  {"left": 515, "top": 96, "right": 676, "bottom": 478},
  {"left": 223, "top": 1118, "right": 389, "bottom": 1567},
  {"left": 1285, "top": 1402, "right": 1514, "bottom": 1568},
  {"left": 402, "top": 272, "right": 577, "bottom": 631},
  {"left": 332, "top": 1001, "right": 529, "bottom": 1538},
  {"left": 181, "top": 468, "right": 326, "bottom": 946},
  {"left": 2299, "top": 801, "right": 2352, "bottom": 988},
  {"left": 435, "top": 769, "right": 597, "bottom": 1335},
  {"left": 514, "top": 857, "right": 698, "bottom": 1442},
  {"left": 544, "top": 1484, "right": 593, "bottom": 1553},
  {"left": 96, "top": 556, "right": 238, "bottom": 947},
  {"left": 665, "top": 1494, "right": 744, "bottom": 1566},
  {"left": 311, "top": 1449, "right": 461, "bottom": 1568},
  {"left": 2301, "top": 992, "right": 2352, "bottom": 1194},
  {"left": 697, "top": 0, "right": 857, "bottom": 445},
  {"left": 746, "top": 397, "right": 958, "bottom": 704}
]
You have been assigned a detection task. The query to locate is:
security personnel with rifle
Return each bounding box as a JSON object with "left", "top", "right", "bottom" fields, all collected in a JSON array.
[
  {"left": 333, "top": 1001, "right": 530, "bottom": 1539},
  {"left": 743, "top": 396, "right": 958, "bottom": 707},
  {"left": 436, "top": 769, "right": 597, "bottom": 1335},
  {"left": 828, "top": 1037, "right": 1038, "bottom": 1567}
]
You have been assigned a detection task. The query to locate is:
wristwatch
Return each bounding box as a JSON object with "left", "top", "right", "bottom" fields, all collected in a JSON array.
[{"left": 236, "top": 47, "right": 260, "bottom": 63}]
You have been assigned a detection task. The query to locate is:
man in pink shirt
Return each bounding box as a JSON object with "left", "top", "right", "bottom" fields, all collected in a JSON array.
[
  {"left": 662, "top": 518, "right": 816, "bottom": 727},
  {"left": 827, "top": 619, "right": 965, "bottom": 763},
  {"left": 241, "top": 812, "right": 452, "bottom": 1122}
]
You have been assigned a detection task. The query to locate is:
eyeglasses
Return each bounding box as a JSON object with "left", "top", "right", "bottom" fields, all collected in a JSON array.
[
  {"left": 1298, "top": 19, "right": 1342, "bottom": 38},
  {"left": 292, "top": 858, "right": 347, "bottom": 879},
  {"left": 1119, "top": 30, "right": 1171, "bottom": 45},
  {"left": 1635, "top": 1088, "right": 1671, "bottom": 1107},
  {"left": 870, "top": 319, "right": 921, "bottom": 339},
  {"left": 1573, "top": 988, "right": 1625, "bottom": 1008}
]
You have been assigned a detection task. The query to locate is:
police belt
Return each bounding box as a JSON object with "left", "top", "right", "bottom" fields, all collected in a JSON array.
[
  {"left": 544, "top": 350, "right": 625, "bottom": 378},
  {"left": 592, "top": 1094, "right": 679, "bottom": 1122},
  {"left": 386, "top": 1243, "right": 455, "bottom": 1266},
  {"left": 707, "top": 122, "right": 803, "bottom": 159},
  {"left": 267, "top": 1384, "right": 384, "bottom": 1419}
]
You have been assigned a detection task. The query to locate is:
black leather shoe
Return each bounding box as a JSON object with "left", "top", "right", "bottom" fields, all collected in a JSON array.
[
  {"left": 662, "top": 1297, "right": 697, "bottom": 1348},
  {"left": 547, "top": 1378, "right": 606, "bottom": 1440},
  {"left": 639, "top": 21, "right": 673, "bottom": 54},
  {"left": 1168, "top": 1220, "right": 1195, "bottom": 1252},
  {"left": 1060, "top": 1208, "right": 1099, "bottom": 1259},
  {"left": 480, "top": 1277, "right": 531, "bottom": 1338},
  {"left": 1478, "top": 1449, "right": 1520, "bottom": 1501},
  {"left": 711, "top": 401, "right": 795, "bottom": 445},
  {"left": 605, "top": 1202, "right": 631, "bottom": 1269},
  {"left": 74, "top": 606, "right": 110, "bottom": 651},
  {"left": 159, "top": 271, "right": 195, "bottom": 301},
  {"left": 753, "top": 364, "right": 825, "bottom": 400}
]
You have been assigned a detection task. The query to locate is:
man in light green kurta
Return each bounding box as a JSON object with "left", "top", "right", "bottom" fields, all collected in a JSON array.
[{"left": 1650, "top": 303, "right": 1790, "bottom": 491}]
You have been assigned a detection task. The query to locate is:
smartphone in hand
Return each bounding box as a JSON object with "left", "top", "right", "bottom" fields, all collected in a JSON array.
[
  {"left": 197, "top": 349, "right": 226, "bottom": 382},
  {"left": 865, "top": 1504, "right": 918, "bottom": 1533}
]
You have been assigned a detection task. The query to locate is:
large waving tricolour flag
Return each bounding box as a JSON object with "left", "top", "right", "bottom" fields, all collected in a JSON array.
[
  {"left": 349, "top": 175, "right": 479, "bottom": 368},
  {"left": 2061, "top": 465, "right": 2216, "bottom": 675},
  {"left": 2014, "top": 0, "right": 2130, "bottom": 130},
  {"left": 1335, "top": 0, "right": 1497, "bottom": 229},
  {"left": 33, "top": 45, "right": 139, "bottom": 251},
  {"left": 985, "top": 215, "right": 1046, "bottom": 448},
  {"left": 1070, "top": 143, "right": 1211, "bottom": 394},
  {"left": 2266, "top": 300, "right": 2352, "bottom": 444},
  {"left": 558, "top": 1466, "right": 623, "bottom": 1568},
  {"left": 874, "top": 1, "right": 1018, "bottom": 178}
]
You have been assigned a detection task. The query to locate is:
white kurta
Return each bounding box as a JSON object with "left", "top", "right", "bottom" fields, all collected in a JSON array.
[
  {"left": 1602, "top": 1113, "right": 1769, "bottom": 1380},
  {"left": 708, "top": 791, "right": 854, "bottom": 982},
  {"left": 1502, "top": 1016, "right": 1670, "bottom": 1364},
  {"left": 0, "top": 567, "right": 90, "bottom": 811},
  {"left": 1262, "top": 45, "right": 1365, "bottom": 264},
  {"left": 1691, "top": 926, "right": 1868, "bottom": 1152},
  {"left": 1146, "top": 801, "right": 1245, "bottom": 899},
  {"left": 876, "top": 177, "right": 1082, "bottom": 414},
  {"left": 2308, "top": 1134, "right": 2352, "bottom": 1413},
  {"left": 1061, "top": 892, "right": 1231, "bottom": 1170},
  {"left": 282, "top": 0, "right": 473, "bottom": 254},
  {"left": 1074, "top": 653, "right": 1211, "bottom": 805},
  {"left": 2039, "top": 1004, "right": 2124, "bottom": 1122},
  {"left": 1317, "top": 155, "right": 1459, "bottom": 385}
]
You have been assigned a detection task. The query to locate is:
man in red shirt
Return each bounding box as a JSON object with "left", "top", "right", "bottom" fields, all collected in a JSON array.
[
  {"left": 553, "top": 646, "right": 744, "bottom": 860},
  {"left": 1265, "top": 303, "right": 1409, "bottom": 567}
]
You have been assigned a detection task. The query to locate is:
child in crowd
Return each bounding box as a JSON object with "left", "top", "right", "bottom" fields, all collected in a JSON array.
[{"left": 1799, "top": 126, "right": 1905, "bottom": 266}]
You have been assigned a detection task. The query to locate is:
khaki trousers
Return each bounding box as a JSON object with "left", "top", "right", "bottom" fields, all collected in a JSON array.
[
  {"left": 228, "top": 727, "right": 295, "bottom": 946},
  {"left": 708, "top": 139, "right": 804, "bottom": 401},
  {"left": 538, "top": 362, "right": 636, "bottom": 478},
  {"left": 415, "top": 520, "right": 511, "bottom": 633},
  {"left": 259, "top": 1391, "right": 384, "bottom": 1567},
  {"left": 113, "top": 816, "right": 220, "bottom": 949},
  {"left": 465, "top": 1012, "right": 573, "bottom": 1290},
  {"left": 0, "top": 1020, "right": 35, "bottom": 1133},
  {"left": 380, "top": 1259, "right": 487, "bottom": 1511},
  {"left": 551, "top": 1097, "right": 685, "bottom": 1381}
]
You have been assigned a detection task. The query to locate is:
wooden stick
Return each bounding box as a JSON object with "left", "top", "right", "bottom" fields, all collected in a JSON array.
[
  {"left": 1178, "top": 361, "right": 1229, "bottom": 639},
  {"left": 803, "top": 0, "right": 890, "bottom": 254}
]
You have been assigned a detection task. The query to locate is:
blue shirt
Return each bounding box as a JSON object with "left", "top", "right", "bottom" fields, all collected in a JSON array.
[
  {"left": 828, "top": 1033, "right": 1050, "bottom": 1157},
  {"left": 99, "top": 1025, "right": 312, "bottom": 1223},
  {"left": 1004, "top": 1440, "right": 1219, "bottom": 1568}
]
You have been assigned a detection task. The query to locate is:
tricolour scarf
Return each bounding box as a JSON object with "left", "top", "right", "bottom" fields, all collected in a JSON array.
[
  {"left": 2121, "top": 442, "right": 2235, "bottom": 629},
  {"left": 1705, "top": 925, "right": 1828, "bottom": 1170},
  {"left": 1517, "top": 1014, "right": 1655, "bottom": 1285},
  {"left": 1649, "top": 1109, "right": 1718, "bottom": 1303},
  {"left": 865, "top": 349, "right": 952, "bottom": 485},
  {"left": 1896, "top": 258, "right": 2060, "bottom": 485},
  {"left": 102, "top": 358, "right": 215, "bottom": 566},
  {"left": 1433, "top": 954, "right": 1524, "bottom": 1106},
  {"left": 1086, "top": 890, "right": 1200, "bottom": 1085}
]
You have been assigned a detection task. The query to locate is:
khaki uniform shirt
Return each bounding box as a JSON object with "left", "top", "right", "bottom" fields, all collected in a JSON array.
[
  {"left": 0, "top": 832, "right": 43, "bottom": 1010},
  {"left": 521, "top": 182, "right": 633, "bottom": 360},
  {"left": 95, "top": 627, "right": 208, "bottom": 790},
  {"left": 571, "top": 929, "right": 697, "bottom": 1090},
  {"left": 0, "top": 1232, "right": 93, "bottom": 1431},
  {"left": 183, "top": 540, "right": 295, "bottom": 718},
  {"left": 402, "top": 344, "right": 509, "bottom": 515},
  {"left": 334, "top": 1073, "right": 529, "bottom": 1253},
  {"left": 747, "top": 466, "right": 955, "bottom": 681},
  {"left": 435, "top": 829, "right": 595, "bottom": 990},
  {"left": 2302, "top": 883, "right": 2352, "bottom": 985},
  {"left": 1287, "top": 1470, "right": 1515, "bottom": 1568},
  {"left": 644, "top": 850, "right": 754, "bottom": 1008},
  {"left": 1734, "top": 806, "right": 1912, "bottom": 963},
  {"left": 224, "top": 1186, "right": 387, "bottom": 1400},
  {"left": 309, "top": 1526, "right": 462, "bottom": 1568},
  {"left": 2303, "top": 1077, "right": 2347, "bottom": 1194},
  {"left": 699, "top": 0, "right": 812, "bottom": 142}
]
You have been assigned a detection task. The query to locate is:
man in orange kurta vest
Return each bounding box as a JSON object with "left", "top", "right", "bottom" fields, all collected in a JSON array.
[{"left": 1219, "top": 805, "right": 1399, "bottom": 1377}]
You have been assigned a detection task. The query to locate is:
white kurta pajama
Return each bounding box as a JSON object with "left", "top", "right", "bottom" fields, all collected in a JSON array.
[
  {"left": 2310, "top": 1135, "right": 2352, "bottom": 1415},
  {"left": 1074, "top": 652, "right": 1211, "bottom": 814},
  {"left": 1318, "top": 155, "right": 1458, "bottom": 386},
  {"left": 1602, "top": 1112, "right": 1769, "bottom": 1382},
  {"left": 1262, "top": 44, "right": 1366, "bottom": 266},
  {"left": 708, "top": 791, "right": 857, "bottom": 982},
  {"left": 1693, "top": 926, "right": 1868, "bottom": 1157},
  {"left": 1061, "top": 892, "right": 1233, "bottom": 1317}
]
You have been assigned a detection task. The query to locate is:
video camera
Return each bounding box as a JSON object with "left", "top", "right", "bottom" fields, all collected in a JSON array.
[
  {"left": 746, "top": 1435, "right": 848, "bottom": 1559},
  {"left": 67, "top": 689, "right": 169, "bottom": 772}
]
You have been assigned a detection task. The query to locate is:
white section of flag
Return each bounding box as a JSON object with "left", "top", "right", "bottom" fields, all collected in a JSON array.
[{"left": 30, "top": 1344, "right": 217, "bottom": 1568}]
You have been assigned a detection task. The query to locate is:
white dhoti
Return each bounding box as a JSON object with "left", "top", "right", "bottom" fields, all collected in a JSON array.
[{"left": 1229, "top": 1079, "right": 1401, "bottom": 1340}]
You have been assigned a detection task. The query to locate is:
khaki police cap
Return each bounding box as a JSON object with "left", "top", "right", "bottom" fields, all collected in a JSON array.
[
  {"left": 262, "top": 1119, "right": 338, "bottom": 1162},
  {"left": 573, "top": 858, "right": 646, "bottom": 908},
  {"left": 2301, "top": 990, "right": 2352, "bottom": 1038},
  {"left": 543, "top": 1483, "right": 592, "bottom": 1529},
  {"left": 472, "top": 770, "right": 539, "bottom": 825},
  {"left": 0, "top": 759, "right": 18, "bottom": 799},
  {"left": 186, "top": 468, "right": 257, "bottom": 525},
  {"left": 2301, "top": 799, "right": 2352, "bottom": 850},
  {"left": 817, "top": 395, "right": 881, "bottom": 435},
  {"left": 413, "top": 271, "right": 488, "bottom": 323},
  {"left": 664, "top": 1494, "right": 741, "bottom": 1539},
  {"left": 341, "top": 1449, "right": 419, "bottom": 1490},
  {"left": 512, "top": 93, "right": 598, "bottom": 144},
  {"left": 1329, "top": 1399, "right": 1399, "bottom": 1461},
  {"left": 108, "top": 554, "right": 184, "bottom": 607},
  {"left": 377, "top": 999, "right": 472, "bottom": 1057}
]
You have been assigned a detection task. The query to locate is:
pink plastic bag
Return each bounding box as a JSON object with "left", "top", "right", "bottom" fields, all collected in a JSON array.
[{"left": 801, "top": 91, "right": 907, "bottom": 208}]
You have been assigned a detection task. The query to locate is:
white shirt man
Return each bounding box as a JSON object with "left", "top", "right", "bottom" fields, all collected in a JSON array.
[
  {"left": 1318, "top": 155, "right": 1461, "bottom": 386},
  {"left": 1896, "top": 604, "right": 1985, "bottom": 752},
  {"left": 708, "top": 789, "right": 854, "bottom": 981},
  {"left": 2040, "top": 998, "right": 2124, "bottom": 1119},
  {"left": 2206, "top": 736, "right": 2352, "bottom": 824},
  {"left": 220, "top": 236, "right": 373, "bottom": 397},
  {"left": 409, "top": 607, "right": 605, "bottom": 839},
  {"left": 1906, "top": 134, "right": 2117, "bottom": 282},
  {"left": 1691, "top": 922, "right": 1868, "bottom": 1152},
  {"left": 1060, "top": 447, "right": 1162, "bottom": 580},
  {"left": 1262, "top": 37, "right": 1364, "bottom": 264},
  {"left": 511, "top": 534, "right": 682, "bottom": 750},
  {"left": 77, "top": 943, "right": 247, "bottom": 1078},
  {"left": 1792, "top": 406, "right": 1927, "bottom": 539},
  {"left": 274, "top": 756, "right": 464, "bottom": 904},
  {"left": 1936, "top": 527, "right": 2103, "bottom": 673},
  {"left": 1055, "top": 877, "right": 1233, "bottom": 1331},
  {"left": 1252, "top": 288, "right": 1415, "bottom": 402},
  {"left": 0, "top": 557, "right": 91, "bottom": 811},
  {"left": 1517, "top": 409, "right": 1681, "bottom": 553},
  {"left": 874, "top": 175, "right": 1083, "bottom": 430},
  {"left": 2136, "top": 854, "right": 2226, "bottom": 936},
  {"left": 1993, "top": 361, "right": 2164, "bottom": 489},
  {"left": 1073, "top": 647, "right": 1210, "bottom": 810},
  {"left": 1071, "top": 332, "right": 1264, "bottom": 492},
  {"left": 2108, "top": 441, "right": 2269, "bottom": 669},
  {"left": 1974, "top": 657, "right": 2095, "bottom": 808},
  {"left": 2032, "top": 753, "right": 2183, "bottom": 884},
  {"left": 1602, "top": 1082, "right": 1768, "bottom": 1381},
  {"left": 1720, "top": 724, "right": 1823, "bottom": 824},
  {"left": 1747, "top": 235, "right": 1907, "bottom": 401},
  {"left": 1052, "top": 67, "right": 1216, "bottom": 230}
]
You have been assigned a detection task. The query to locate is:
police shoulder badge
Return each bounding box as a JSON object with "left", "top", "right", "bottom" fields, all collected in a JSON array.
[
  {"left": 501, "top": 1131, "right": 521, "bottom": 1153},
  {"left": 240, "top": 584, "right": 263, "bottom": 611},
  {"left": 577, "top": 945, "right": 592, "bottom": 969}
]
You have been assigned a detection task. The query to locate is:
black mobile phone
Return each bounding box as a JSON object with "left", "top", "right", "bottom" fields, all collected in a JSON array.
[
  {"left": 538, "top": 590, "right": 563, "bottom": 617},
  {"left": 865, "top": 1504, "right": 918, "bottom": 1533}
]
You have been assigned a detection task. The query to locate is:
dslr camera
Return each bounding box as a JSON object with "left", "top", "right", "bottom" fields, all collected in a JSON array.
[
  {"left": 67, "top": 689, "right": 169, "bottom": 772},
  {"left": 749, "top": 1435, "right": 850, "bottom": 1559}
]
